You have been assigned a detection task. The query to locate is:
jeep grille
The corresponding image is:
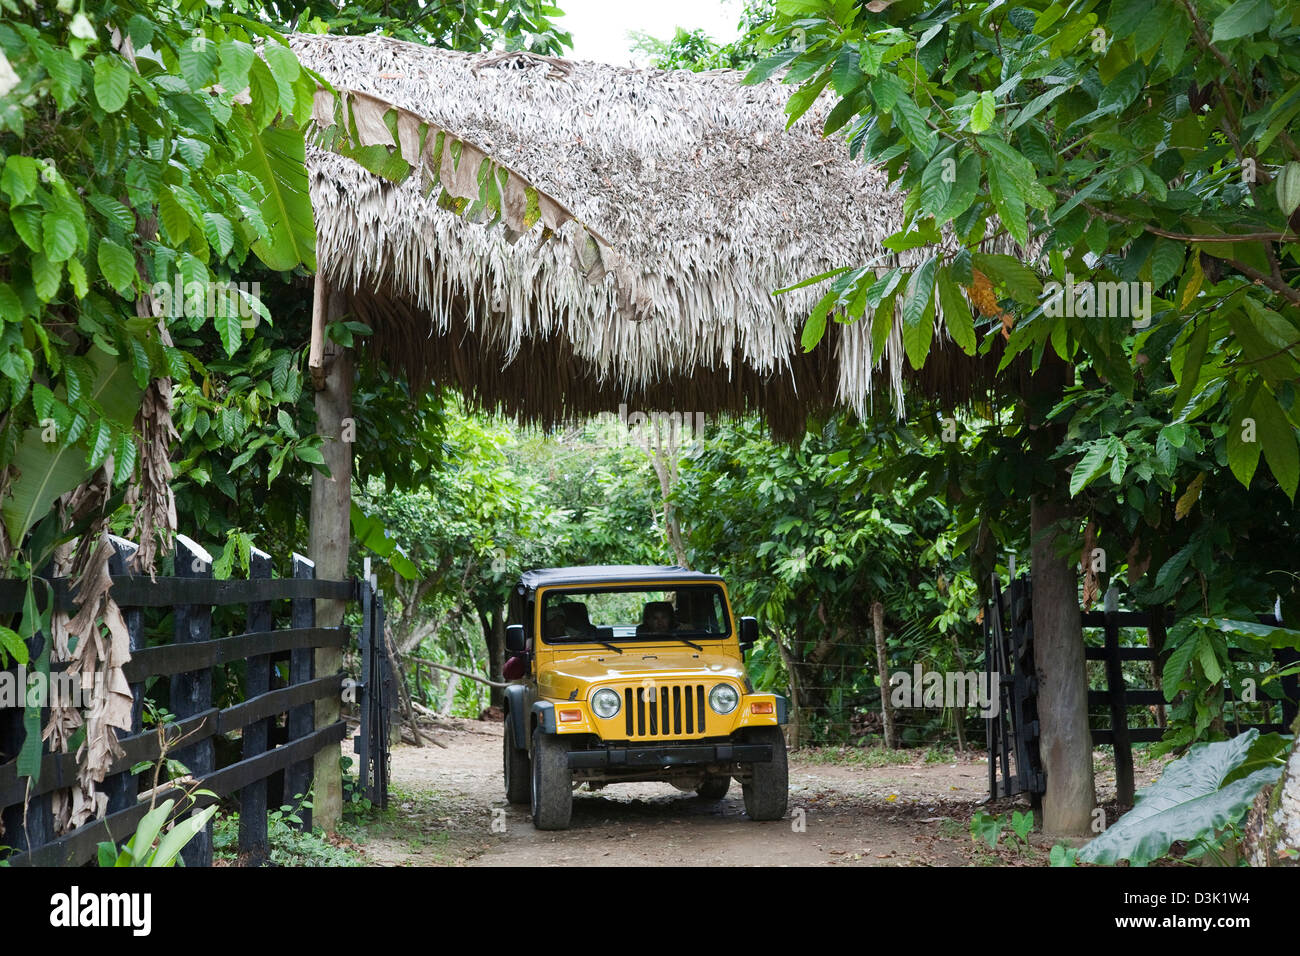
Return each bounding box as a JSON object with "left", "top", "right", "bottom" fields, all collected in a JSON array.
[{"left": 623, "top": 684, "right": 707, "bottom": 738}]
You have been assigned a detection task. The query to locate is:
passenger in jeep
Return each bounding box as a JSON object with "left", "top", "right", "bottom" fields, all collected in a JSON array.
[{"left": 637, "top": 601, "right": 680, "bottom": 636}]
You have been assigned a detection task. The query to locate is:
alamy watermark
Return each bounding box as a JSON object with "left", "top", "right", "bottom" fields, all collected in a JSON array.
[
  {"left": 588, "top": 403, "right": 709, "bottom": 450},
  {"left": 1041, "top": 273, "right": 1152, "bottom": 329},
  {"left": 0, "top": 667, "right": 97, "bottom": 710},
  {"left": 149, "top": 274, "right": 264, "bottom": 327},
  {"left": 889, "top": 665, "right": 999, "bottom": 718}
]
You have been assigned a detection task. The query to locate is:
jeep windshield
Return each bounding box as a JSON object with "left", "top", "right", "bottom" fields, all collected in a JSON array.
[{"left": 540, "top": 584, "right": 731, "bottom": 645}]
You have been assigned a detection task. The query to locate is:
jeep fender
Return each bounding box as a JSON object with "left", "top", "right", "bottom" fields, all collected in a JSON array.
[
  {"left": 504, "top": 684, "right": 529, "bottom": 751},
  {"left": 531, "top": 700, "right": 557, "bottom": 734}
]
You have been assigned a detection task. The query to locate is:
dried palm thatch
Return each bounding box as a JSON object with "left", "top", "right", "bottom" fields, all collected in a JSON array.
[{"left": 292, "top": 35, "right": 1011, "bottom": 436}]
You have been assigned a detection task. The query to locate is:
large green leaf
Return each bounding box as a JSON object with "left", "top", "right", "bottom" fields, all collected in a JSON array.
[
  {"left": 1078, "top": 730, "right": 1283, "bottom": 865},
  {"left": 237, "top": 121, "right": 316, "bottom": 272},
  {"left": 2, "top": 349, "right": 143, "bottom": 547},
  {"left": 351, "top": 501, "right": 419, "bottom": 580}
]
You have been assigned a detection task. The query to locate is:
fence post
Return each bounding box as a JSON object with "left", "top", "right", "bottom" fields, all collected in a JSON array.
[
  {"left": 105, "top": 535, "right": 143, "bottom": 815},
  {"left": 239, "top": 547, "right": 273, "bottom": 863},
  {"left": 357, "top": 573, "right": 373, "bottom": 798},
  {"left": 1102, "top": 599, "right": 1134, "bottom": 806},
  {"left": 172, "top": 534, "right": 214, "bottom": 867},
  {"left": 286, "top": 553, "right": 315, "bottom": 832}
]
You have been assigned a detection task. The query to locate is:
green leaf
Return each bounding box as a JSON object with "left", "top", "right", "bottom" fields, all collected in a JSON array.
[
  {"left": 2, "top": 156, "right": 38, "bottom": 203},
  {"left": 935, "top": 152, "right": 980, "bottom": 225},
  {"left": 42, "top": 213, "right": 78, "bottom": 263},
  {"left": 802, "top": 292, "right": 832, "bottom": 352},
  {"left": 1171, "top": 319, "right": 1209, "bottom": 416},
  {"left": 972, "top": 253, "right": 1041, "bottom": 305},
  {"left": 151, "top": 805, "right": 218, "bottom": 866},
  {"left": 202, "top": 212, "right": 235, "bottom": 257},
  {"left": 830, "top": 46, "right": 862, "bottom": 97},
  {"left": 1252, "top": 387, "right": 1299, "bottom": 499},
  {"left": 157, "top": 190, "right": 191, "bottom": 245},
  {"left": 901, "top": 256, "right": 937, "bottom": 369},
  {"left": 1, "top": 350, "right": 143, "bottom": 546},
  {"left": 88, "top": 194, "right": 135, "bottom": 233},
  {"left": 128, "top": 800, "right": 175, "bottom": 864},
  {"left": 988, "top": 162, "right": 1028, "bottom": 246},
  {"left": 971, "top": 91, "right": 996, "bottom": 133},
  {"left": 179, "top": 37, "right": 218, "bottom": 90},
  {"left": 218, "top": 40, "right": 255, "bottom": 94},
  {"left": 1211, "top": 0, "right": 1272, "bottom": 42},
  {"left": 1070, "top": 441, "right": 1110, "bottom": 496},
  {"left": 1078, "top": 731, "right": 1281, "bottom": 866},
  {"left": 0, "top": 625, "right": 27, "bottom": 667},
  {"left": 97, "top": 238, "right": 137, "bottom": 295},
  {"left": 93, "top": 56, "right": 130, "bottom": 112},
  {"left": 17, "top": 579, "right": 47, "bottom": 780},
  {"left": 31, "top": 254, "right": 61, "bottom": 301},
  {"left": 237, "top": 124, "right": 316, "bottom": 272},
  {"left": 936, "top": 268, "right": 975, "bottom": 354}
]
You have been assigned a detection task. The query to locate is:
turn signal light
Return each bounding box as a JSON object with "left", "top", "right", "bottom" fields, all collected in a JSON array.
[
  {"left": 750, "top": 702, "right": 774, "bottom": 715},
  {"left": 558, "top": 708, "right": 583, "bottom": 722}
]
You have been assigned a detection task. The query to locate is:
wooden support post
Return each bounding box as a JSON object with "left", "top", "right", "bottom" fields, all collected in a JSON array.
[
  {"left": 309, "top": 277, "right": 352, "bottom": 833},
  {"left": 1102, "top": 603, "right": 1134, "bottom": 806},
  {"left": 105, "top": 535, "right": 143, "bottom": 815},
  {"left": 287, "top": 553, "right": 316, "bottom": 831},
  {"left": 1149, "top": 611, "right": 1169, "bottom": 730},
  {"left": 172, "top": 535, "right": 214, "bottom": 867},
  {"left": 239, "top": 547, "right": 273, "bottom": 862}
]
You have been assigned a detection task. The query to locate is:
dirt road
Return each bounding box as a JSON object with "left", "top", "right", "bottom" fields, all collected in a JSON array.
[{"left": 347, "top": 717, "right": 1155, "bottom": 866}]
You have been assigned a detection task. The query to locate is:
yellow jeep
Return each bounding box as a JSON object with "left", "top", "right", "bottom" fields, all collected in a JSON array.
[{"left": 502, "top": 565, "right": 789, "bottom": 830}]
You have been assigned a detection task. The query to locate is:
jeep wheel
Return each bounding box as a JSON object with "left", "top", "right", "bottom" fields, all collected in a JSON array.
[
  {"left": 503, "top": 719, "right": 530, "bottom": 805},
  {"left": 530, "top": 727, "right": 573, "bottom": 830},
  {"left": 696, "top": 774, "right": 731, "bottom": 800},
  {"left": 741, "top": 727, "right": 788, "bottom": 821}
]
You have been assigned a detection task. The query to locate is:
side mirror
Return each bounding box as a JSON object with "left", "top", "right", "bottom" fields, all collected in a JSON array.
[
  {"left": 738, "top": 616, "right": 759, "bottom": 652},
  {"left": 506, "top": 624, "right": 527, "bottom": 653}
]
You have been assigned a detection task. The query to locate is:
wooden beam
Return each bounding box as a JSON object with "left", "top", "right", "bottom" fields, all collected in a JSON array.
[{"left": 309, "top": 280, "right": 353, "bottom": 832}]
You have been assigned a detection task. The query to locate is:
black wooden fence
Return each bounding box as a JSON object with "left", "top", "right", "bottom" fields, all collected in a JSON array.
[
  {"left": 0, "top": 533, "right": 390, "bottom": 866},
  {"left": 985, "top": 575, "right": 1299, "bottom": 807},
  {"left": 1083, "top": 605, "right": 1299, "bottom": 806}
]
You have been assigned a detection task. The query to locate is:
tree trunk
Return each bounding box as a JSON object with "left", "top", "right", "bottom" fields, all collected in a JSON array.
[
  {"left": 1245, "top": 715, "right": 1300, "bottom": 866},
  {"left": 308, "top": 279, "right": 351, "bottom": 833},
  {"left": 1026, "top": 355, "right": 1094, "bottom": 837},
  {"left": 487, "top": 605, "right": 506, "bottom": 708},
  {"left": 644, "top": 417, "right": 688, "bottom": 566},
  {"left": 441, "top": 671, "right": 461, "bottom": 716},
  {"left": 1031, "top": 492, "right": 1094, "bottom": 836},
  {"left": 771, "top": 629, "right": 803, "bottom": 748},
  {"left": 871, "top": 600, "right": 898, "bottom": 749}
]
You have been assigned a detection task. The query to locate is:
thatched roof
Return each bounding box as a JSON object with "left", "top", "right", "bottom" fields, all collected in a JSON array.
[{"left": 291, "top": 34, "right": 1000, "bottom": 435}]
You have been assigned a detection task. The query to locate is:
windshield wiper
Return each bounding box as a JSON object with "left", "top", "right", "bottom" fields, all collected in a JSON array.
[{"left": 641, "top": 631, "right": 703, "bottom": 651}]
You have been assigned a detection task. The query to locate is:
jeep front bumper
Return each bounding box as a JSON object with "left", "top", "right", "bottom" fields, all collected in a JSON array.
[{"left": 566, "top": 741, "right": 773, "bottom": 769}]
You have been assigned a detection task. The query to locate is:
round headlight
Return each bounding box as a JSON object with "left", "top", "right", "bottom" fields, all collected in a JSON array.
[
  {"left": 709, "top": 683, "right": 739, "bottom": 715},
  {"left": 592, "top": 688, "right": 622, "bottom": 719}
]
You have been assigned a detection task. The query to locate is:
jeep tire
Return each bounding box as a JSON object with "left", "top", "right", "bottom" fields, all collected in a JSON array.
[
  {"left": 503, "top": 718, "right": 530, "bottom": 805},
  {"left": 696, "top": 773, "right": 731, "bottom": 800},
  {"left": 531, "top": 726, "right": 573, "bottom": 830},
  {"left": 741, "top": 727, "right": 788, "bottom": 821}
]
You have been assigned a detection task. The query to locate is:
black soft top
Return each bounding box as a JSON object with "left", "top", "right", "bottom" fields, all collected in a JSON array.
[{"left": 517, "top": 566, "right": 725, "bottom": 591}]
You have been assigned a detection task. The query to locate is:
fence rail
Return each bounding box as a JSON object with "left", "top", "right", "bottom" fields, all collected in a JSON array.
[{"left": 0, "top": 533, "right": 387, "bottom": 867}]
